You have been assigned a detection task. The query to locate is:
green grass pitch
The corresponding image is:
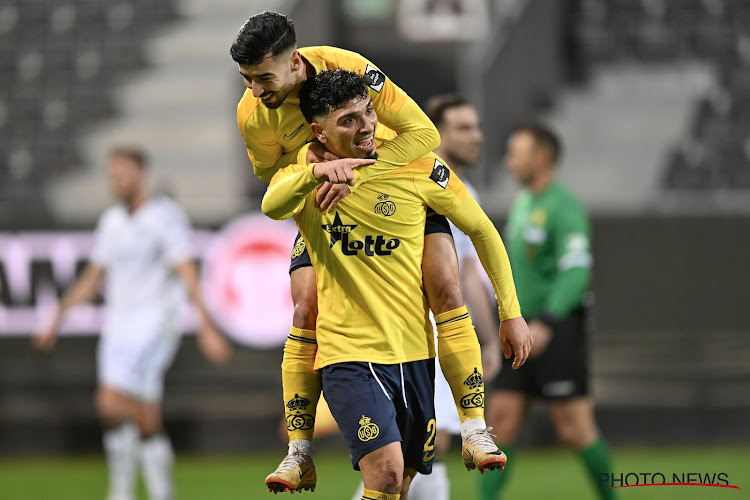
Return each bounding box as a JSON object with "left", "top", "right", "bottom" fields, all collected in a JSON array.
[{"left": 0, "top": 446, "right": 747, "bottom": 499}]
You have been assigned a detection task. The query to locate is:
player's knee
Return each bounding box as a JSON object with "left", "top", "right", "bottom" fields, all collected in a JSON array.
[
  {"left": 487, "top": 397, "right": 523, "bottom": 442},
  {"left": 95, "top": 389, "right": 123, "bottom": 425},
  {"left": 555, "top": 420, "right": 580, "bottom": 448},
  {"left": 428, "top": 281, "right": 464, "bottom": 315},
  {"left": 373, "top": 464, "right": 403, "bottom": 494},
  {"left": 552, "top": 401, "right": 597, "bottom": 449},
  {"left": 137, "top": 413, "right": 162, "bottom": 437},
  {"left": 292, "top": 297, "right": 318, "bottom": 330},
  {"left": 553, "top": 415, "right": 590, "bottom": 449}
]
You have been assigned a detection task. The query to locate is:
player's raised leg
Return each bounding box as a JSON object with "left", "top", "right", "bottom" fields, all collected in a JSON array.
[
  {"left": 422, "top": 229, "right": 505, "bottom": 473},
  {"left": 266, "top": 243, "right": 320, "bottom": 493}
]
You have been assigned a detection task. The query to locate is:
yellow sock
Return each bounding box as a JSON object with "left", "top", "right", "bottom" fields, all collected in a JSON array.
[
  {"left": 282, "top": 327, "right": 321, "bottom": 443},
  {"left": 434, "top": 306, "right": 485, "bottom": 423},
  {"left": 362, "top": 489, "right": 400, "bottom": 500}
]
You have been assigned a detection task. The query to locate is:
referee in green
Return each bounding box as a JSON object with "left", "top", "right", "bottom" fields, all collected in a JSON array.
[{"left": 480, "top": 124, "right": 616, "bottom": 500}]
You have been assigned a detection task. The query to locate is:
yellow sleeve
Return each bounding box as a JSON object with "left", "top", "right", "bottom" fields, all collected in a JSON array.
[
  {"left": 261, "top": 163, "right": 320, "bottom": 220},
  {"left": 412, "top": 160, "right": 522, "bottom": 321},
  {"left": 327, "top": 50, "right": 440, "bottom": 189},
  {"left": 237, "top": 95, "right": 300, "bottom": 184}
]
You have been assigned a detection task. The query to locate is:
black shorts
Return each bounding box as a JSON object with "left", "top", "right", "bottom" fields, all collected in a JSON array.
[
  {"left": 424, "top": 207, "right": 452, "bottom": 236},
  {"left": 491, "top": 308, "right": 589, "bottom": 400},
  {"left": 321, "top": 359, "right": 436, "bottom": 474},
  {"left": 288, "top": 210, "right": 451, "bottom": 274}
]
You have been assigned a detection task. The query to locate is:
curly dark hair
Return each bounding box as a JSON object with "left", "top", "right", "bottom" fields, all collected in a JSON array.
[
  {"left": 298, "top": 69, "right": 369, "bottom": 124},
  {"left": 230, "top": 11, "right": 296, "bottom": 66}
]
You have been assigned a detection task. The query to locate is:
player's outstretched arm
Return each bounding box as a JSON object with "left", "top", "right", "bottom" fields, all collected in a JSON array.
[
  {"left": 262, "top": 158, "right": 374, "bottom": 220},
  {"left": 34, "top": 263, "right": 103, "bottom": 351},
  {"left": 417, "top": 168, "right": 532, "bottom": 369},
  {"left": 448, "top": 199, "right": 532, "bottom": 369},
  {"left": 175, "top": 261, "right": 232, "bottom": 366}
]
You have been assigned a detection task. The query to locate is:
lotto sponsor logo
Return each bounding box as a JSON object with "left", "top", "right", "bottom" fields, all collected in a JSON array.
[{"left": 322, "top": 212, "right": 400, "bottom": 256}]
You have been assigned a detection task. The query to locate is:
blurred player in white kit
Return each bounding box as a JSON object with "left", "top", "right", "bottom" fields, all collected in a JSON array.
[{"left": 34, "top": 146, "right": 232, "bottom": 500}]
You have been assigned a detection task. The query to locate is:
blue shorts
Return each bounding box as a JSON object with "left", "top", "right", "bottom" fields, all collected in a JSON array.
[
  {"left": 288, "top": 210, "right": 451, "bottom": 275},
  {"left": 289, "top": 232, "right": 311, "bottom": 275},
  {"left": 321, "top": 360, "right": 436, "bottom": 474}
]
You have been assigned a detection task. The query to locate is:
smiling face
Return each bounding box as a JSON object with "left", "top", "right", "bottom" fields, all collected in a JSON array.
[
  {"left": 238, "top": 49, "right": 301, "bottom": 109},
  {"left": 310, "top": 95, "right": 378, "bottom": 159}
]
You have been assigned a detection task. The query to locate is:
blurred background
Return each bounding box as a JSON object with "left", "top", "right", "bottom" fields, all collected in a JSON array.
[{"left": 1, "top": 0, "right": 749, "bottom": 498}]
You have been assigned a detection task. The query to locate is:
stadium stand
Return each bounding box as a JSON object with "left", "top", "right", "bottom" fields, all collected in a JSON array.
[
  {"left": 0, "top": 0, "right": 181, "bottom": 228},
  {"left": 572, "top": 0, "right": 750, "bottom": 190}
]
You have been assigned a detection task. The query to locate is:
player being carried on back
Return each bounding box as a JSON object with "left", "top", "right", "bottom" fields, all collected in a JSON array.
[
  {"left": 261, "top": 68, "right": 531, "bottom": 500},
  {"left": 230, "top": 11, "right": 530, "bottom": 494}
]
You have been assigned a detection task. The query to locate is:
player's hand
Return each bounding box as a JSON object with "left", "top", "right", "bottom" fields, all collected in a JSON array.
[
  {"left": 528, "top": 320, "right": 553, "bottom": 359},
  {"left": 316, "top": 182, "right": 351, "bottom": 213},
  {"left": 197, "top": 323, "right": 232, "bottom": 366},
  {"left": 499, "top": 316, "right": 532, "bottom": 370},
  {"left": 312, "top": 158, "right": 375, "bottom": 185},
  {"left": 306, "top": 142, "right": 340, "bottom": 164},
  {"left": 481, "top": 342, "right": 502, "bottom": 381},
  {"left": 33, "top": 320, "right": 60, "bottom": 351}
]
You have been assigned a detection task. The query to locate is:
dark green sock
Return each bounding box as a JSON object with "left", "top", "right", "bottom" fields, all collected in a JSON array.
[
  {"left": 477, "top": 445, "right": 514, "bottom": 500},
  {"left": 579, "top": 437, "right": 617, "bottom": 500}
]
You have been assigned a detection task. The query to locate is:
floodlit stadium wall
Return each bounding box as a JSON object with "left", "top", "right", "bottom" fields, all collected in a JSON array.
[{"left": 1, "top": 215, "right": 748, "bottom": 453}]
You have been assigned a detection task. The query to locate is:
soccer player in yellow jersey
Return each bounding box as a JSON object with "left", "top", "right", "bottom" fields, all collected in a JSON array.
[
  {"left": 230, "top": 11, "right": 517, "bottom": 494},
  {"left": 261, "top": 69, "right": 532, "bottom": 500}
]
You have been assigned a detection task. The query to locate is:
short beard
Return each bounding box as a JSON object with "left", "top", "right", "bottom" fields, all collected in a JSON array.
[
  {"left": 364, "top": 150, "right": 378, "bottom": 160},
  {"left": 261, "top": 87, "right": 292, "bottom": 109}
]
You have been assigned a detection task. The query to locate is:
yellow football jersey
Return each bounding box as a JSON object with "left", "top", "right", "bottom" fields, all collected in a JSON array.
[
  {"left": 262, "top": 155, "right": 522, "bottom": 369},
  {"left": 236, "top": 46, "right": 439, "bottom": 183}
]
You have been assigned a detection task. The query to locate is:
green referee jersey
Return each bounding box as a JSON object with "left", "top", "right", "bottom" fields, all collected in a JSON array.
[{"left": 505, "top": 181, "right": 592, "bottom": 320}]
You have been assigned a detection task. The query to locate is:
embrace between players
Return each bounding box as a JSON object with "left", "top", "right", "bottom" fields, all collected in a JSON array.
[{"left": 232, "top": 11, "right": 532, "bottom": 500}]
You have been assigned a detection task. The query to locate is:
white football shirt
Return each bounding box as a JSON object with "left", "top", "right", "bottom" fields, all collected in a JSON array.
[
  {"left": 90, "top": 195, "right": 193, "bottom": 339},
  {"left": 451, "top": 179, "right": 481, "bottom": 265}
]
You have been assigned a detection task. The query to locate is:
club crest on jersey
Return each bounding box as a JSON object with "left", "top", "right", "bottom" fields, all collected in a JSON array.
[
  {"left": 364, "top": 64, "right": 385, "bottom": 92},
  {"left": 430, "top": 159, "right": 450, "bottom": 188},
  {"left": 322, "top": 212, "right": 400, "bottom": 256},
  {"left": 374, "top": 193, "right": 396, "bottom": 217},
  {"left": 357, "top": 415, "right": 380, "bottom": 442}
]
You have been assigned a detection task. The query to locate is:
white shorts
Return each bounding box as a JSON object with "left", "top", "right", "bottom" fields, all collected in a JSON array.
[
  {"left": 433, "top": 336, "right": 461, "bottom": 434},
  {"left": 97, "top": 333, "right": 180, "bottom": 403}
]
